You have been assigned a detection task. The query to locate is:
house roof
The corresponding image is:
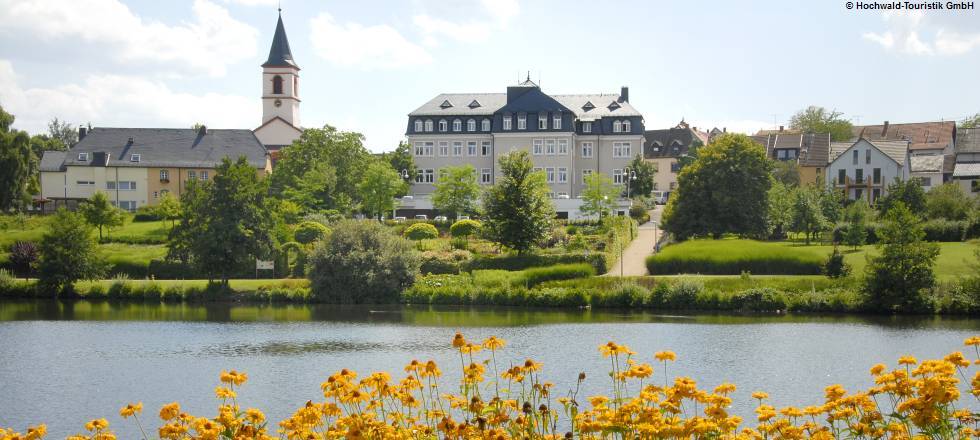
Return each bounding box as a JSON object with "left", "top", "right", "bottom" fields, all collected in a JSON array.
[
  {"left": 263, "top": 13, "right": 298, "bottom": 69},
  {"left": 643, "top": 126, "right": 701, "bottom": 158},
  {"left": 953, "top": 162, "right": 980, "bottom": 177},
  {"left": 39, "top": 150, "right": 67, "bottom": 172},
  {"left": 408, "top": 92, "right": 642, "bottom": 119},
  {"left": 910, "top": 154, "right": 944, "bottom": 173},
  {"left": 754, "top": 128, "right": 803, "bottom": 136},
  {"left": 552, "top": 94, "right": 642, "bottom": 118},
  {"left": 830, "top": 139, "right": 909, "bottom": 166},
  {"left": 59, "top": 127, "right": 268, "bottom": 169},
  {"left": 956, "top": 127, "right": 980, "bottom": 153},
  {"left": 751, "top": 133, "right": 831, "bottom": 167},
  {"left": 852, "top": 121, "right": 954, "bottom": 150}
]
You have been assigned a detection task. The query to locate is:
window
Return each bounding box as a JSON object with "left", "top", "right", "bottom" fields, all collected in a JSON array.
[
  {"left": 776, "top": 149, "right": 798, "bottom": 160},
  {"left": 453, "top": 119, "right": 462, "bottom": 132},
  {"left": 553, "top": 114, "right": 562, "bottom": 129},
  {"left": 533, "top": 167, "right": 543, "bottom": 174},
  {"left": 415, "top": 169, "right": 425, "bottom": 183},
  {"left": 538, "top": 115, "right": 547, "bottom": 130},
  {"left": 425, "top": 120, "right": 434, "bottom": 132},
  {"left": 532, "top": 139, "right": 543, "bottom": 155},
  {"left": 581, "top": 169, "right": 593, "bottom": 183},
  {"left": 481, "top": 141, "right": 491, "bottom": 156},
  {"left": 119, "top": 181, "right": 136, "bottom": 190},
  {"left": 853, "top": 150, "right": 859, "bottom": 165},
  {"left": 414, "top": 142, "right": 425, "bottom": 156},
  {"left": 160, "top": 170, "right": 169, "bottom": 181},
  {"left": 557, "top": 192, "right": 568, "bottom": 198},
  {"left": 452, "top": 141, "right": 463, "bottom": 156},
  {"left": 855, "top": 168, "right": 864, "bottom": 183},
  {"left": 581, "top": 142, "right": 594, "bottom": 158},
  {"left": 872, "top": 188, "right": 881, "bottom": 201},
  {"left": 130, "top": 153, "right": 140, "bottom": 162},
  {"left": 558, "top": 167, "right": 568, "bottom": 183},
  {"left": 481, "top": 168, "right": 492, "bottom": 184},
  {"left": 613, "top": 120, "right": 622, "bottom": 133},
  {"left": 517, "top": 114, "right": 526, "bottom": 130},
  {"left": 670, "top": 162, "right": 680, "bottom": 173},
  {"left": 106, "top": 181, "right": 115, "bottom": 190},
  {"left": 623, "top": 120, "right": 631, "bottom": 132},
  {"left": 153, "top": 191, "right": 158, "bottom": 199},
  {"left": 613, "top": 142, "right": 632, "bottom": 158},
  {"left": 272, "top": 75, "right": 283, "bottom": 94},
  {"left": 414, "top": 120, "right": 423, "bottom": 132},
  {"left": 838, "top": 169, "right": 846, "bottom": 184},
  {"left": 467, "top": 119, "right": 476, "bottom": 131},
  {"left": 855, "top": 188, "right": 863, "bottom": 200},
  {"left": 918, "top": 176, "right": 932, "bottom": 187},
  {"left": 423, "top": 169, "right": 435, "bottom": 183},
  {"left": 972, "top": 180, "right": 979, "bottom": 193},
  {"left": 873, "top": 168, "right": 881, "bottom": 184},
  {"left": 558, "top": 140, "right": 568, "bottom": 155},
  {"left": 582, "top": 122, "right": 592, "bottom": 133},
  {"left": 200, "top": 171, "right": 208, "bottom": 181},
  {"left": 77, "top": 153, "right": 88, "bottom": 161},
  {"left": 613, "top": 169, "right": 624, "bottom": 184},
  {"left": 503, "top": 115, "right": 512, "bottom": 130},
  {"left": 115, "top": 201, "right": 137, "bottom": 212},
  {"left": 423, "top": 142, "right": 433, "bottom": 156},
  {"left": 439, "top": 120, "right": 448, "bottom": 132},
  {"left": 546, "top": 167, "right": 555, "bottom": 183},
  {"left": 482, "top": 119, "right": 491, "bottom": 131},
  {"left": 545, "top": 139, "right": 556, "bottom": 155},
  {"left": 467, "top": 141, "right": 477, "bottom": 156},
  {"left": 187, "top": 171, "right": 196, "bottom": 180},
  {"left": 866, "top": 149, "right": 871, "bottom": 164},
  {"left": 438, "top": 141, "right": 449, "bottom": 157}
]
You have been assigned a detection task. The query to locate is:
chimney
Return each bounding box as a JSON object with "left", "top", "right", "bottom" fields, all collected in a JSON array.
[
  {"left": 127, "top": 136, "right": 134, "bottom": 144},
  {"left": 619, "top": 86, "right": 629, "bottom": 103},
  {"left": 723, "top": 127, "right": 727, "bottom": 133},
  {"left": 881, "top": 121, "right": 889, "bottom": 137},
  {"left": 779, "top": 125, "right": 784, "bottom": 132},
  {"left": 198, "top": 125, "right": 208, "bottom": 136},
  {"left": 78, "top": 126, "right": 87, "bottom": 141}
]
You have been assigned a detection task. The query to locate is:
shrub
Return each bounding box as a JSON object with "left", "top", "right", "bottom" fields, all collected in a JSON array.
[
  {"left": 294, "top": 221, "right": 331, "bottom": 245},
  {"left": 864, "top": 203, "right": 940, "bottom": 312},
  {"left": 823, "top": 248, "right": 851, "bottom": 279},
  {"left": 922, "top": 219, "right": 968, "bottom": 242},
  {"left": 450, "top": 219, "right": 481, "bottom": 238},
  {"left": 593, "top": 282, "right": 647, "bottom": 308},
  {"left": 450, "top": 237, "right": 468, "bottom": 250},
  {"left": 162, "top": 285, "right": 183, "bottom": 302},
  {"left": 404, "top": 223, "right": 439, "bottom": 241},
  {"left": 141, "top": 281, "right": 164, "bottom": 301},
  {"left": 308, "top": 220, "right": 421, "bottom": 303},
  {"left": 419, "top": 250, "right": 472, "bottom": 275},
  {"left": 0, "top": 269, "right": 13, "bottom": 292},
  {"left": 536, "top": 225, "right": 569, "bottom": 249},
  {"left": 629, "top": 205, "right": 650, "bottom": 224},
  {"left": 516, "top": 263, "right": 595, "bottom": 288},
  {"left": 663, "top": 279, "right": 703, "bottom": 309},
  {"left": 133, "top": 205, "right": 164, "bottom": 221},
  {"left": 8, "top": 241, "right": 38, "bottom": 278},
  {"left": 466, "top": 252, "right": 611, "bottom": 274},
  {"left": 107, "top": 275, "right": 133, "bottom": 299},
  {"left": 730, "top": 288, "right": 786, "bottom": 311}
]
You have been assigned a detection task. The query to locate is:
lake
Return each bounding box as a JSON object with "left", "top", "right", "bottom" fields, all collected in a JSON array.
[{"left": 0, "top": 300, "right": 977, "bottom": 438}]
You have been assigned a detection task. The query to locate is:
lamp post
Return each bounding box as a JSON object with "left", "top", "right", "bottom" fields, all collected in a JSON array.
[{"left": 394, "top": 169, "right": 410, "bottom": 220}]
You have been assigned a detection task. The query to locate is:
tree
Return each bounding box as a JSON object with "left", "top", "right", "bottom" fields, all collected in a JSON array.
[
  {"left": 168, "top": 157, "right": 275, "bottom": 284},
  {"left": 772, "top": 160, "right": 801, "bottom": 187},
  {"left": 432, "top": 164, "right": 481, "bottom": 219},
  {"left": 864, "top": 202, "right": 940, "bottom": 312},
  {"left": 9, "top": 241, "right": 38, "bottom": 279},
  {"left": 37, "top": 209, "right": 107, "bottom": 295},
  {"left": 676, "top": 139, "right": 704, "bottom": 171},
  {"left": 625, "top": 155, "right": 656, "bottom": 198},
  {"left": 790, "top": 185, "right": 826, "bottom": 245},
  {"left": 789, "top": 106, "right": 854, "bottom": 141},
  {"left": 842, "top": 200, "right": 870, "bottom": 249},
  {"left": 580, "top": 172, "right": 619, "bottom": 219},
  {"left": 0, "top": 106, "right": 34, "bottom": 212},
  {"left": 281, "top": 161, "right": 337, "bottom": 213},
  {"left": 78, "top": 192, "right": 126, "bottom": 240},
  {"left": 294, "top": 221, "right": 331, "bottom": 245},
  {"left": 925, "top": 182, "right": 975, "bottom": 221},
  {"left": 155, "top": 192, "right": 182, "bottom": 229},
  {"left": 877, "top": 178, "right": 927, "bottom": 217},
  {"left": 960, "top": 113, "right": 980, "bottom": 129},
  {"left": 820, "top": 185, "right": 846, "bottom": 225},
  {"left": 47, "top": 117, "right": 78, "bottom": 149},
  {"left": 450, "top": 219, "right": 481, "bottom": 238},
  {"left": 382, "top": 141, "right": 416, "bottom": 196},
  {"left": 307, "top": 220, "right": 420, "bottom": 303},
  {"left": 404, "top": 222, "right": 439, "bottom": 240},
  {"left": 358, "top": 161, "right": 405, "bottom": 221},
  {"left": 767, "top": 182, "right": 794, "bottom": 239},
  {"left": 482, "top": 150, "right": 555, "bottom": 253},
  {"left": 661, "top": 134, "right": 772, "bottom": 240}
]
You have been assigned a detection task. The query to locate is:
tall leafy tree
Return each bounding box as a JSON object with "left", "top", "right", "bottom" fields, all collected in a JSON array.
[
  {"left": 960, "top": 113, "right": 980, "bottom": 129},
  {"left": 877, "top": 178, "right": 927, "bottom": 217},
  {"left": 168, "top": 156, "right": 274, "bottom": 284},
  {"left": 47, "top": 117, "right": 78, "bottom": 149},
  {"left": 767, "top": 181, "right": 794, "bottom": 239},
  {"left": 789, "top": 106, "right": 854, "bottom": 141},
  {"left": 482, "top": 150, "right": 555, "bottom": 253},
  {"left": 661, "top": 134, "right": 772, "bottom": 240},
  {"left": 580, "top": 172, "right": 619, "bottom": 218},
  {"left": 790, "top": 185, "right": 826, "bottom": 245},
  {"left": 280, "top": 161, "right": 337, "bottom": 213},
  {"left": 0, "top": 106, "right": 34, "bottom": 212},
  {"left": 37, "top": 209, "right": 107, "bottom": 295},
  {"left": 155, "top": 192, "right": 182, "bottom": 229},
  {"left": 772, "top": 160, "right": 801, "bottom": 187},
  {"left": 820, "top": 185, "right": 846, "bottom": 225},
  {"left": 842, "top": 200, "right": 871, "bottom": 249},
  {"left": 625, "top": 154, "right": 656, "bottom": 198},
  {"left": 431, "top": 164, "right": 481, "bottom": 219},
  {"left": 382, "top": 141, "right": 416, "bottom": 196},
  {"left": 358, "top": 161, "right": 405, "bottom": 221},
  {"left": 78, "top": 191, "right": 126, "bottom": 240},
  {"left": 864, "top": 202, "right": 940, "bottom": 312}
]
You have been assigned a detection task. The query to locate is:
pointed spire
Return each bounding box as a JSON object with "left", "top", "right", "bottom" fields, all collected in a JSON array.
[{"left": 263, "top": 10, "right": 299, "bottom": 69}]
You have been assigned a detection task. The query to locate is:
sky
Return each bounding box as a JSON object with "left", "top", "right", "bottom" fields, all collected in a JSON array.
[{"left": 0, "top": 0, "right": 978, "bottom": 152}]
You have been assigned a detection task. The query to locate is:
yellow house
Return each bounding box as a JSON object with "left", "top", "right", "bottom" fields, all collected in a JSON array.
[{"left": 750, "top": 132, "right": 831, "bottom": 187}]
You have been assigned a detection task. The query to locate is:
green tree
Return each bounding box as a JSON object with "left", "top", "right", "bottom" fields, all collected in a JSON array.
[
  {"left": 432, "top": 164, "right": 481, "bottom": 219},
  {"left": 925, "top": 182, "right": 975, "bottom": 221},
  {"left": 842, "top": 200, "right": 870, "bottom": 249},
  {"left": 0, "top": 106, "right": 34, "bottom": 212},
  {"left": 661, "top": 134, "right": 772, "bottom": 240},
  {"left": 790, "top": 185, "right": 826, "bottom": 245},
  {"left": 281, "top": 161, "right": 337, "bottom": 213},
  {"left": 78, "top": 191, "right": 126, "bottom": 240},
  {"left": 772, "top": 160, "right": 801, "bottom": 187},
  {"left": 820, "top": 185, "right": 846, "bottom": 225},
  {"left": 294, "top": 221, "right": 331, "bottom": 245},
  {"left": 625, "top": 155, "right": 656, "bottom": 198},
  {"left": 404, "top": 222, "right": 439, "bottom": 240},
  {"left": 155, "top": 192, "right": 182, "bottom": 229},
  {"left": 767, "top": 182, "right": 794, "bottom": 239},
  {"left": 789, "top": 106, "right": 854, "bottom": 141},
  {"left": 47, "top": 117, "right": 78, "bottom": 149},
  {"left": 960, "top": 113, "right": 980, "bottom": 129},
  {"left": 864, "top": 202, "right": 940, "bottom": 312},
  {"left": 877, "top": 178, "right": 927, "bottom": 217},
  {"left": 382, "top": 141, "right": 416, "bottom": 196},
  {"left": 271, "top": 125, "right": 370, "bottom": 214},
  {"left": 676, "top": 139, "right": 704, "bottom": 171},
  {"left": 37, "top": 209, "right": 107, "bottom": 295},
  {"left": 168, "top": 157, "right": 274, "bottom": 284},
  {"left": 358, "top": 161, "right": 405, "bottom": 221},
  {"left": 482, "top": 150, "right": 555, "bottom": 253},
  {"left": 580, "top": 172, "right": 619, "bottom": 219},
  {"left": 450, "top": 219, "right": 481, "bottom": 238}
]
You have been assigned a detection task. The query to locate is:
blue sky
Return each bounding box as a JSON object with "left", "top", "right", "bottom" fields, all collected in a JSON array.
[{"left": 0, "top": 0, "right": 978, "bottom": 152}]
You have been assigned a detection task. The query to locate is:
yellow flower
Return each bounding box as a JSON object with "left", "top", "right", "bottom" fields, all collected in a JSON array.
[
  {"left": 219, "top": 369, "right": 248, "bottom": 386},
  {"left": 599, "top": 341, "right": 634, "bottom": 357},
  {"left": 245, "top": 408, "right": 265, "bottom": 424},
  {"left": 452, "top": 332, "right": 466, "bottom": 348},
  {"left": 964, "top": 336, "right": 980, "bottom": 346},
  {"left": 159, "top": 402, "right": 181, "bottom": 421},
  {"left": 897, "top": 355, "right": 917, "bottom": 365},
  {"left": 119, "top": 402, "right": 143, "bottom": 419},
  {"left": 84, "top": 418, "right": 109, "bottom": 432},
  {"left": 869, "top": 364, "right": 886, "bottom": 375},
  {"left": 482, "top": 336, "right": 506, "bottom": 350},
  {"left": 751, "top": 391, "right": 769, "bottom": 400},
  {"left": 25, "top": 424, "right": 46, "bottom": 440},
  {"left": 654, "top": 351, "right": 677, "bottom": 362},
  {"left": 215, "top": 386, "right": 237, "bottom": 399},
  {"left": 714, "top": 382, "right": 737, "bottom": 395}
]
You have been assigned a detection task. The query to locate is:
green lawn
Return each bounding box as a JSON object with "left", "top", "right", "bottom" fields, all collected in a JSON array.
[
  {"left": 810, "top": 241, "right": 977, "bottom": 281},
  {"left": 108, "top": 219, "right": 171, "bottom": 243}
]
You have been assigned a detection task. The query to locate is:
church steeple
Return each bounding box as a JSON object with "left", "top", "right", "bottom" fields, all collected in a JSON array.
[{"left": 262, "top": 11, "right": 299, "bottom": 69}]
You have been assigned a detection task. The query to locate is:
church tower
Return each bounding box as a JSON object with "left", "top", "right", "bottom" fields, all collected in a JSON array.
[{"left": 255, "top": 10, "right": 303, "bottom": 153}]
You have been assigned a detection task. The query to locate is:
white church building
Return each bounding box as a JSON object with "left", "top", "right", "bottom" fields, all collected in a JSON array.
[{"left": 253, "top": 12, "right": 303, "bottom": 161}]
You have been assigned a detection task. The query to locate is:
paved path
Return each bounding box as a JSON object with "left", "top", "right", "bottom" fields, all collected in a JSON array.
[{"left": 604, "top": 206, "right": 663, "bottom": 277}]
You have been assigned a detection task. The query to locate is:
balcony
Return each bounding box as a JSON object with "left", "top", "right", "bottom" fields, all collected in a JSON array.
[{"left": 834, "top": 176, "right": 883, "bottom": 188}]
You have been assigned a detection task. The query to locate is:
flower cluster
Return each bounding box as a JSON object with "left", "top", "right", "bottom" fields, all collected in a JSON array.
[{"left": 2, "top": 336, "right": 978, "bottom": 439}]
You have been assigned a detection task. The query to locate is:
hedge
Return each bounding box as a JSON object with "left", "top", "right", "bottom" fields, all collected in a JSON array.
[
  {"left": 645, "top": 241, "right": 824, "bottom": 275},
  {"left": 514, "top": 263, "right": 596, "bottom": 287},
  {"left": 465, "top": 252, "right": 611, "bottom": 274}
]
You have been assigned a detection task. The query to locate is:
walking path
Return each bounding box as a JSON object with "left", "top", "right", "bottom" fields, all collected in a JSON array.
[{"left": 604, "top": 207, "right": 663, "bottom": 276}]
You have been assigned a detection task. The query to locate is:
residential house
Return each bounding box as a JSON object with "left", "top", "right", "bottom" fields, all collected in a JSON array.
[
  {"left": 643, "top": 119, "right": 707, "bottom": 193},
  {"left": 909, "top": 154, "right": 944, "bottom": 191},
  {"left": 826, "top": 138, "right": 910, "bottom": 203},
  {"left": 953, "top": 127, "right": 980, "bottom": 195},
  {"left": 750, "top": 130, "right": 831, "bottom": 186},
  {"left": 403, "top": 77, "right": 644, "bottom": 219},
  {"left": 851, "top": 120, "right": 955, "bottom": 189},
  {"left": 39, "top": 126, "right": 270, "bottom": 212}
]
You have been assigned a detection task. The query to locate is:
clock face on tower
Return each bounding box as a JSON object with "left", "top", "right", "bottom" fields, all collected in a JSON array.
[{"left": 274, "top": 99, "right": 282, "bottom": 107}]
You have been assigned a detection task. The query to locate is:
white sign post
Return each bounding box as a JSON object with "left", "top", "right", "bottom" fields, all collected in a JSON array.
[{"left": 255, "top": 259, "right": 274, "bottom": 279}]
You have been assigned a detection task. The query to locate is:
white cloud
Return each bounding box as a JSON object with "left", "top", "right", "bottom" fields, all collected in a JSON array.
[
  {"left": 309, "top": 12, "right": 432, "bottom": 69},
  {"left": 412, "top": 15, "right": 492, "bottom": 43},
  {"left": 0, "top": 0, "right": 258, "bottom": 77},
  {"left": 863, "top": 11, "right": 980, "bottom": 55},
  {"left": 0, "top": 60, "right": 256, "bottom": 135},
  {"left": 481, "top": 0, "right": 519, "bottom": 23}
]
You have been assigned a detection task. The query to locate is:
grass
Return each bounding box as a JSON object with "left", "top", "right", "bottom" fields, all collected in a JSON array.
[
  {"left": 647, "top": 239, "right": 826, "bottom": 275},
  {"left": 107, "top": 219, "right": 171, "bottom": 243},
  {"left": 811, "top": 241, "right": 977, "bottom": 281}
]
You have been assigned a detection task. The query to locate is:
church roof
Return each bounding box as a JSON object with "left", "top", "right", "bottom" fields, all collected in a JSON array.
[{"left": 263, "top": 13, "right": 298, "bottom": 69}]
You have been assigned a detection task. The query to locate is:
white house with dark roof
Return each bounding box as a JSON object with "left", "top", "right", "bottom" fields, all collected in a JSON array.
[
  {"left": 953, "top": 127, "right": 980, "bottom": 195},
  {"left": 401, "top": 77, "right": 643, "bottom": 219},
  {"left": 826, "top": 138, "right": 910, "bottom": 203}
]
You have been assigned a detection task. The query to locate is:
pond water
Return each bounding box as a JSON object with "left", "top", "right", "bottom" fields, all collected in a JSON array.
[{"left": 0, "top": 300, "right": 978, "bottom": 437}]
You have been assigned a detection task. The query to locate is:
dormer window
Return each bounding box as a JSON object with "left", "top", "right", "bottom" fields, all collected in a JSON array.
[
  {"left": 439, "top": 119, "right": 448, "bottom": 132},
  {"left": 517, "top": 113, "right": 527, "bottom": 130},
  {"left": 272, "top": 75, "right": 283, "bottom": 94},
  {"left": 608, "top": 101, "right": 621, "bottom": 111},
  {"left": 467, "top": 119, "right": 476, "bottom": 132},
  {"left": 414, "top": 120, "right": 423, "bottom": 132},
  {"left": 613, "top": 120, "right": 623, "bottom": 133},
  {"left": 623, "top": 120, "right": 631, "bottom": 132},
  {"left": 130, "top": 154, "right": 141, "bottom": 163},
  {"left": 482, "top": 119, "right": 490, "bottom": 131},
  {"left": 538, "top": 115, "right": 547, "bottom": 130},
  {"left": 468, "top": 100, "right": 481, "bottom": 109},
  {"left": 553, "top": 114, "right": 562, "bottom": 130},
  {"left": 424, "top": 119, "right": 433, "bottom": 132},
  {"left": 582, "top": 101, "right": 595, "bottom": 111},
  {"left": 582, "top": 122, "right": 592, "bottom": 133},
  {"left": 503, "top": 114, "right": 512, "bottom": 130},
  {"left": 453, "top": 119, "right": 462, "bottom": 132},
  {"left": 78, "top": 152, "right": 89, "bottom": 161},
  {"left": 440, "top": 100, "right": 453, "bottom": 109}
]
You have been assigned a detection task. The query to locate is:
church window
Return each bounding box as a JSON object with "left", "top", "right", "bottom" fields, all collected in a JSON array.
[{"left": 272, "top": 75, "right": 283, "bottom": 94}]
